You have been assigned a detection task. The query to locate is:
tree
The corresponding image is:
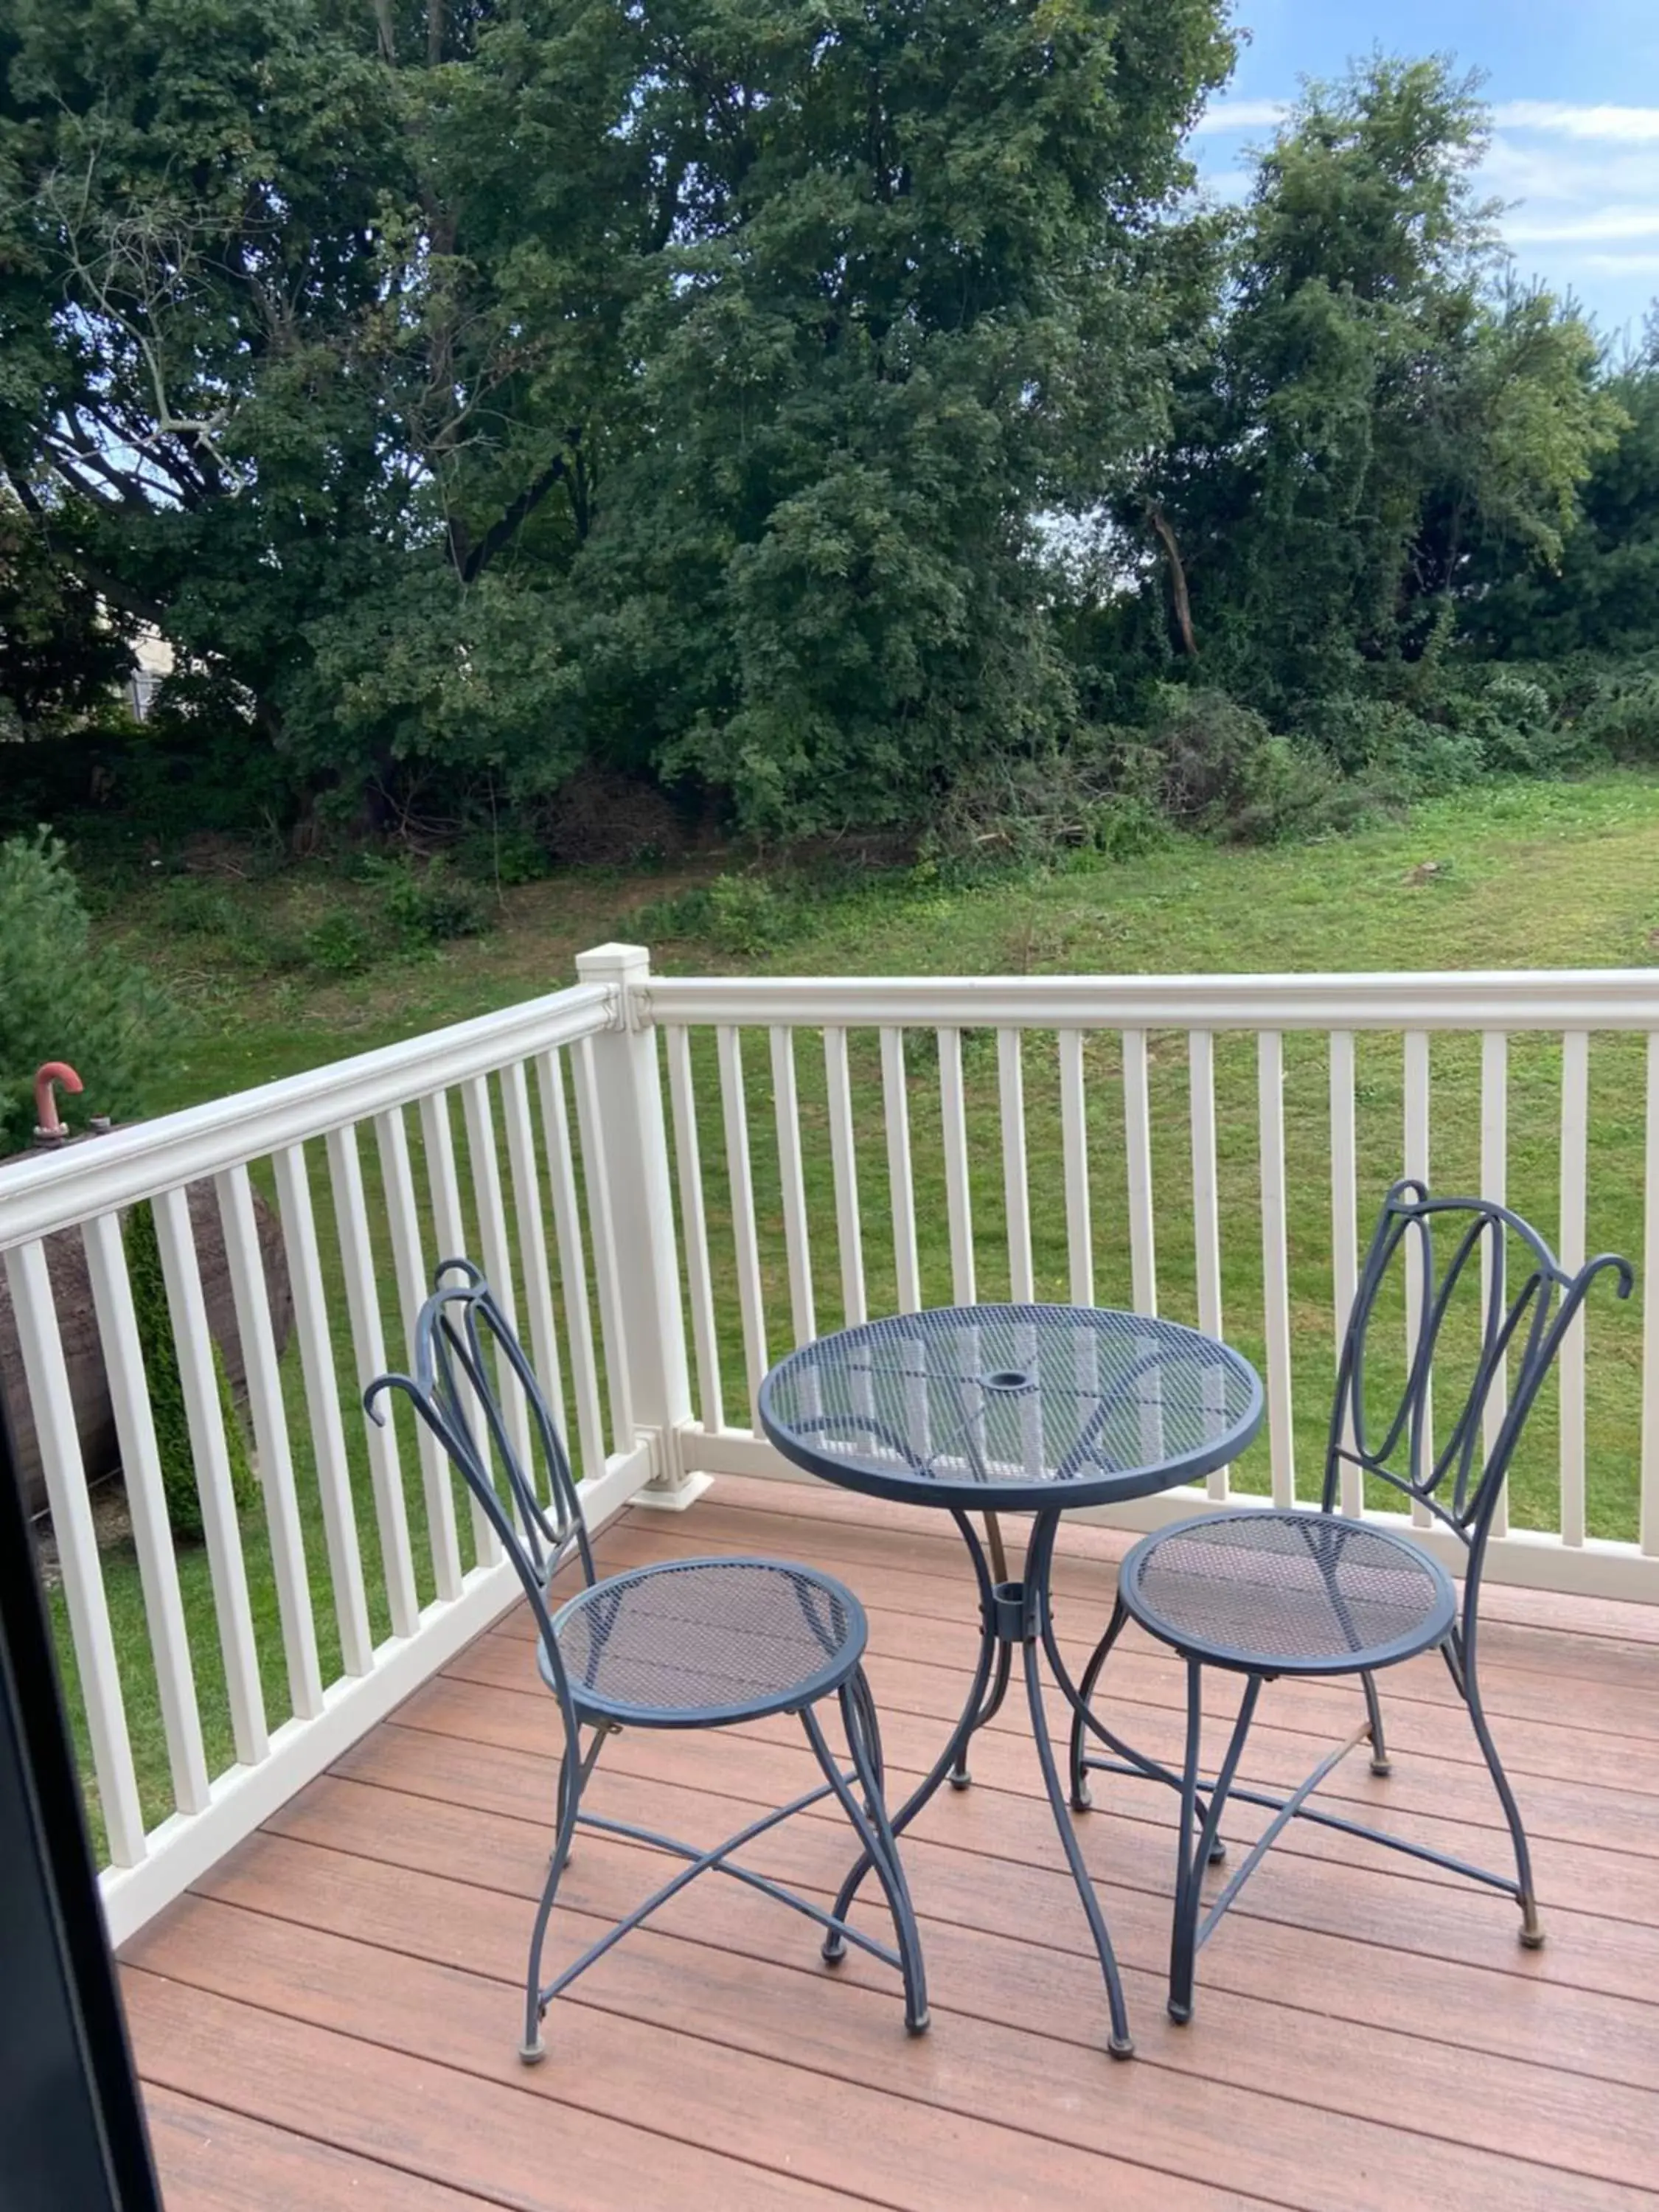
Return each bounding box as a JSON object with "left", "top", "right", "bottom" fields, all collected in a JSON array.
[
  {"left": 1466, "top": 327, "right": 1659, "bottom": 661},
  {"left": 1118, "top": 57, "right": 1623, "bottom": 714},
  {"left": 0, "top": 0, "right": 1234, "bottom": 830}
]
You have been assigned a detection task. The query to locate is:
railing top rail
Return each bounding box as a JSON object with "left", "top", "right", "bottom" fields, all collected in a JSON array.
[
  {"left": 0, "top": 981, "right": 615, "bottom": 1251},
  {"left": 644, "top": 968, "right": 1659, "bottom": 1032}
]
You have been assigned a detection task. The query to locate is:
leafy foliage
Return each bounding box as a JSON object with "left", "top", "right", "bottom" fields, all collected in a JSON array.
[{"left": 0, "top": 831, "right": 175, "bottom": 1155}]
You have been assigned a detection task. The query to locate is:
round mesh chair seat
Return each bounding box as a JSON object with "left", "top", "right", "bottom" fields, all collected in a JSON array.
[
  {"left": 1119, "top": 1512, "right": 1457, "bottom": 1675},
  {"left": 543, "top": 1557, "right": 866, "bottom": 1726}
]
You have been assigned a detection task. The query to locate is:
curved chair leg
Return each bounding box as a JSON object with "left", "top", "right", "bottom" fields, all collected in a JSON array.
[
  {"left": 804, "top": 1678, "right": 930, "bottom": 2033},
  {"left": 1068, "top": 1594, "right": 1129, "bottom": 1811},
  {"left": 1360, "top": 1671, "right": 1391, "bottom": 1776},
  {"left": 521, "top": 1733, "right": 588, "bottom": 2064},
  {"left": 1459, "top": 1629, "right": 1543, "bottom": 1947},
  {"left": 1168, "top": 1659, "right": 1206, "bottom": 2024}
]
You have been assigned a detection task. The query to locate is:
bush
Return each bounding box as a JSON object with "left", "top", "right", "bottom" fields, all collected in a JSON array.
[
  {"left": 1302, "top": 695, "right": 1486, "bottom": 796},
  {"left": 1572, "top": 661, "right": 1659, "bottom": 759},
  {"left": 362, "top": 854, "right": 488, "bottom": 948},
  {"left": 122, "top": 1202, "right": 257, "bottom": 1540},
  {"left": 0, "top": 830, "right": 177, "bottom": 1156},
  {"left": 305, "top": 911, "right": 375, "bottom": 976},
  {"left": 1143, "top": 688, "right": 1361, "bottom": 844},
  {"left": 636, "top": 873, "right": 789, "bottom": 956}
]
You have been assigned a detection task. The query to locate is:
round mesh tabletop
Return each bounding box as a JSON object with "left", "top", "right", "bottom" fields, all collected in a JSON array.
[
  {"left": 548, "top": 1556, "right": 865, "bottom": 1725},
  {"left": 759, "top": 1304, "right": 1262, "bottom": 1512},
  {"left": 1121, "top": 1512, "right": 1456, "bottom": 1673}
]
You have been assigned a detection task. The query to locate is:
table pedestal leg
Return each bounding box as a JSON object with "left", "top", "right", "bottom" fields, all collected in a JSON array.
[{"left": 827, "top": 1506, "right": 1135, "bottom": 2057}]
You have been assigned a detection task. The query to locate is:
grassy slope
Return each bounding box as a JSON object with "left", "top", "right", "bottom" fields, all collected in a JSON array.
[{"left": 58, "top": 770, "right": 1659, "bottom": 1854}]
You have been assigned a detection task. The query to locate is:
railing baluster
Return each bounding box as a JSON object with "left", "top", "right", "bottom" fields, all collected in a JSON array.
[
  {"left": 6, "top": 1239, "right": 146, "bottom": 1863},
  {"left": 771, "top": 1026, "right": 816, "bottom": 1346},
  {"left": 326, "top": 1123, "right": 420, "bottom": 1638},
  {"left": 1257, "top": 1032, "right": 1296, "bottom": 1506},
  {"left": 82, "top": 1211, "right": 212, "bottom": 1815},
  {"left": 997, "top": 1029, "right": 1032, "bottom": 1303},
  {"left": 1328, "top": 1031, "right": 1360, "bottom": 1517},
  {"left": 271, "top": 1146, "right": 373, "bottom": 1676},
  {"left": 573, "top": 1037, "right": 636, "bottom": 1457},
  {"left": 1123, "top": 1029, "right": 1157, "bottom": 1316},
  {"left": 373, "top": 1106, "right": 463, "bottom": 1600},
  {"left": 151, "top": 1185, "right": 269, "bottom": 1767},
  {"left": 1642, "top": 1034, "right": 1659, "bottom": 1559},
  {"left": 666, "top": 1026, "right": 724, "bottom": 1434},
  {"left": 1058, "top": 1029, "right": 1092, "bottom": 1309},
  {"left": 1189, "top": 1031, "right": 1228, "bottom": 1503},
  {"left": 462, "top": 1073, "right": 532, "bottom": 1540},
  {"left": 1481, "top": 1032, "right": 1511, "bottom": 1539},
  {"left": 1403, "top": 1030, "right": 1433, "bottom": 1528},
  {"left": 1559, "top": 1030, "right": 1590, "bottom": 1548},
  {"left": 500, "top": 1059, "right": 567, "bottom": 1491},
  {"left": 717, "top": 1026, "right": 770, "bottom": 1422},
  {"left": 823, "top": 1027, "right": 866, "bottom": 1326},
  {"left": 418, "top": 1090, "right": 496, "bottom": 1562},
  {"left": 939, "top": 1029, "right": 977, "bottom": 1305},
  {"left": 535, "top": 1049, "right": 607, "bottom": 1481},
  {"left": 882, "top": 1027, "right": 922, "bottom": 1312},
  {"left": 217, "top": 1164, "right": 327, "bottom": 1714}
]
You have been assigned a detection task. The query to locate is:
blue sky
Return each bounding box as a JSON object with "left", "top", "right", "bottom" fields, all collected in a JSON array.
[{"left": 1192, "top": 0, "right": 1659, "bottom": 345}]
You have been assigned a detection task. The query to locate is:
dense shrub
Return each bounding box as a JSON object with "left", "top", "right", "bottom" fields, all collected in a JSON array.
[
  {"left": 361, "top": 855, "right": 489, "bottom": 949},
  {"left": 0, "top": 831, "right": 176, "bottom": 1155}
]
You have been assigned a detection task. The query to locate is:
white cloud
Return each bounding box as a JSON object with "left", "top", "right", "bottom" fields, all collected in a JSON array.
[
  {"left": 1507, "top": 205, "right": 1659, "bottom": 243},
  {"left": 1492, "top": 102, "right": 1659, "bottom": 143},
  {"left": 1578, "top": 252, "right": 1659, "bottom": 275},
  {"left": 1189, "top": 99, "right": 1288, "bottom": 136}
]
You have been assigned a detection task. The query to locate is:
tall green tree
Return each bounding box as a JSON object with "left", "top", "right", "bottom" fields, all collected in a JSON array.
[
  {"left": 0, "top": 0, "right": 1234, "bottom": 829},
  {"left": 1119, "top": 57, "right": 1622, "bottom": 713},
  {"left": 1467, "top": 328, "right": 1659, "bottom": 661}
]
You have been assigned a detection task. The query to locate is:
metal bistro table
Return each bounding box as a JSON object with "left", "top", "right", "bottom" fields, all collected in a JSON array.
[{"left": 759, "top": 1301, "right": 1262, "bottom": 2057}]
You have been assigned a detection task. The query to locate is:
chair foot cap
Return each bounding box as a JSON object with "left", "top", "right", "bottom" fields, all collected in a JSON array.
[
  {"left": 1166, "top": 2002, "right": 1192, "bottom": 2026},
  {"left": 821, "top": 1936, "right": 846, "bottom": 1965},
  {"left": 947, "top": 1770, "right": 972, "bottom": 1792},
  {"left": 1369, "top": 1758, "right": 1393, "bottom": 1778},
  {"left": 905, "top": 2009, "right": 931, "bottom": 2037},
  {"left": 1206, "top": 1837, "right": 1227, "bottom": 1865},
  {"left": 1108, "top": 2034, "right": 1136, "bottom": 2059},
  {"left": 518, "top": 2040, "right": 546, "bottom": 2067},
  {"left": 1520, "top": 1925, "right": 1545, "bottom": 1951}
]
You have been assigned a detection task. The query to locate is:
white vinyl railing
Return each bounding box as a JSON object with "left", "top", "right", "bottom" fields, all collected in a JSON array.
[
  {"left": 644, "top": 964, "right": 1659, "bottom": 1604},
  {"left": 1, "top": 950, "right": 682, "bottom": 1943},
  {"left": 8, "top": 946, "right": 1659, "bottom": 1945}
]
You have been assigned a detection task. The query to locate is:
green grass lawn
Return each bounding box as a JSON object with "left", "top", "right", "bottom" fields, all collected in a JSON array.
[{"left": 54, "top": 770, "right": 1659, "bottom": 1858}]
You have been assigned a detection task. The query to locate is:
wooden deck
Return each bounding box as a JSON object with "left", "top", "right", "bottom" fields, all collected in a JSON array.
[{"left": 121, "top": 1475, "right": 1659, "bottom": 2211}]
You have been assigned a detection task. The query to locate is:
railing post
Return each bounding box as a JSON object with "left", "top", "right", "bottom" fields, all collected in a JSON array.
[{"left": 574, "top": 943, "right": 702, "bottom": 1507}]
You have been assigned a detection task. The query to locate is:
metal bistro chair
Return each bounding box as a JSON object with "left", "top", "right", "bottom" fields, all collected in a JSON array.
[
  {"left": 1065, "top": 1181, "right": 1632, "bottom": 2025},
  {"left": 365, "top": 1262, "right": 928, "bottom": 2061}
]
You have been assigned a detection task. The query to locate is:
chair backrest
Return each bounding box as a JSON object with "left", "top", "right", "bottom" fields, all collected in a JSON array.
[
  {"left": 364, "top": 1260, "right": 594, "bottom": 1698},
  {"left": 1322, "top": 1180, "right": 1631, "bottom": 1549}
]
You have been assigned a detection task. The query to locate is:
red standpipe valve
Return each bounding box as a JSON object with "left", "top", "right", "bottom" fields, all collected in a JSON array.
[{"left": 33, "top": 1061, "right": 83, "bottom": 1142}]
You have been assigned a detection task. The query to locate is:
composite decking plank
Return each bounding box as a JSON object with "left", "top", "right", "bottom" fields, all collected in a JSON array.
[
  {"left": 125, "top": 1479, "right": 1659, "bottom": 2211},
  {"left": 142, "top": 2084, "right": 499, "bottom": 2211},
  {"left": 126, "top": 1972, "right": 865, "bottom": 2212},
  {"left": 408, "top": 1654, "right": 1659, "bottom": 1930},
  {"left": 697, "top": 1475, "right": 1659, "bottom": 1648},
  {"left": 194, "top": 1826, "right": 1659, "bottom": 2196},
  {"left": 127, "top": 1902, "right": 1264, "bottom": 2212},
  {"left": 264, "top": 1769, "right": 1659, "bottom": 2097},
  {"left": 461, "top": 1603, "right": 1659, "bottom": 1869},
  {"left": 560, "top": 1509, "right": 1659, "bottom": 1714}
]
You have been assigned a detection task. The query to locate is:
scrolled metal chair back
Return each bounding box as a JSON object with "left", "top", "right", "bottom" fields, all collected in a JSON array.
[
  {"left": 364, "top": 1260, "right": 594, "bottom": 1700},
  {"left": 1324, "top": 1180, "right": 1632, "bottom": 1551}
]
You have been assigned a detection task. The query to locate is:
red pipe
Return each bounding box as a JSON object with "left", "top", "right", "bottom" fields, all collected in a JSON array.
[{"left": 34, "top": 1061, "right": 83, "bottom": 1139}]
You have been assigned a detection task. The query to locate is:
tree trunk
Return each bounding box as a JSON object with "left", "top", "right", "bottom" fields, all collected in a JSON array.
[{"left": 1147, "top": 501, "right": 1197, "bottom": 658}]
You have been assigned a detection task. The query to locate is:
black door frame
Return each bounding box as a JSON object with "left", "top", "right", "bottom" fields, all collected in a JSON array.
[{"left": 0, "top": 1390, "right": 163, "bottom": 2210}]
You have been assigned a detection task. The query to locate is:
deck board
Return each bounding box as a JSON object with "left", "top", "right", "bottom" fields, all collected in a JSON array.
[{"left": 123, "top": 1475, "right": 1659, "bottom": 2210}]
